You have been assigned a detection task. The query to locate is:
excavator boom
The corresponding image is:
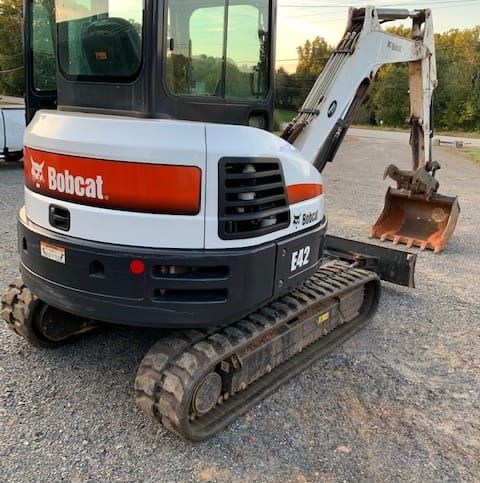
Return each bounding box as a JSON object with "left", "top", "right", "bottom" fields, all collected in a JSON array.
[{"left": 282, "top": 6, "right": 459, "bottom": 252}]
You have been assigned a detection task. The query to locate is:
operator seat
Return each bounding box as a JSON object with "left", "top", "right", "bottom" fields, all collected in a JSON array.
[{"left": 81, "top": 17, "right": 141, "bottom": 78}]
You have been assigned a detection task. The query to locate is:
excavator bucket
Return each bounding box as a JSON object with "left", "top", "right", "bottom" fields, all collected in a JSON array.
[{"left": 370, "top": 187, "right": 460, "bottom": 253}]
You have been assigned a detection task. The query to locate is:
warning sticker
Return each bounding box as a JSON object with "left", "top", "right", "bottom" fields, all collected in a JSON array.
[
  {"left": 40, "top": 241, "right": 66, "bottom": 264},
  {"left": 317, "top": 312, "right": 330, "bottom": 325}
]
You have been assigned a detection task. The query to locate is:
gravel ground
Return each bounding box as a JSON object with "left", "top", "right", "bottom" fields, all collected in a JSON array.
[{"left": 0, "top": 137, "right": 479, "bottom": 482}]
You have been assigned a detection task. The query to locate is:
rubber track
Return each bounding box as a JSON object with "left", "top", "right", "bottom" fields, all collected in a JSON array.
[
  {"left": 1, "top": 277, "right": 97, "bottom": 348},
  {"left": 0, "top": 276, "right": 49, "bottom": 347},
  {"left": 135, "top": 261, "right": 380, "bottom": 440}
]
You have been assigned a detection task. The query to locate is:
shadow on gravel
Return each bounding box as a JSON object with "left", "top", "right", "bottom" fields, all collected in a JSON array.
[
  {"left": 31, "top": 325, "right": 167, "bottom": 407},
  {"left": 46, "top": 323, "right": 166, "bottom": 364},
  {"left": 0, "top": 160, "right": 24, "bottom": 171}
]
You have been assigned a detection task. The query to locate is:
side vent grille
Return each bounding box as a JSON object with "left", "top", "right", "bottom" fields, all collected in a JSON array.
[{"left": 219, "top": 158, "right": 290, "bottom": 239}]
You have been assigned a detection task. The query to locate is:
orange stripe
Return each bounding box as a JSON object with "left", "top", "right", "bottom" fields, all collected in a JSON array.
[
  {"left": 24, "top": 148, "right": 201, "bottom": 215},
  {"left": 287, "top": 183, "right": 323, "bottom": 205}
]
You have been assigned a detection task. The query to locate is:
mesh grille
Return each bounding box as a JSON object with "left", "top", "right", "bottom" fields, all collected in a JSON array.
[{"left": 219, "top": 158, "right": 290, "bottom": 239}]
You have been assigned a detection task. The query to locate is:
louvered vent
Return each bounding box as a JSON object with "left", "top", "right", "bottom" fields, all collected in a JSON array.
[{"left": 219, "top": 158, "right": 290, "bottom": 239}]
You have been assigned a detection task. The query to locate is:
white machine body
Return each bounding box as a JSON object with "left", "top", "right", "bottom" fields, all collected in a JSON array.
[
  {"left": 23, "top": 7, "right": 439, "bottom": 254},
  {"left": 15, "top": 5, "right": 444, "bottom": 329},
  {"left": 24, "top": 110, "right": 325, "bottom": 250}
]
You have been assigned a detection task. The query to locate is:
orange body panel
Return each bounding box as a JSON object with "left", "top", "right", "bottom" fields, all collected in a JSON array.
[
  {"left": 287, "top": 183, "right": 323, "bottom": 205},
  {"left": 24, "top": 148, "right": 202, "bottom": 215}
]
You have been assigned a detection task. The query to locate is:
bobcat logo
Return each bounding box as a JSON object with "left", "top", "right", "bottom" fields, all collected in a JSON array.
[
  {"left": 293, "top": 214, "right": 301, "bottom": 227},
  {"left": 31, "top": 159, "right": 45, "bottom": 188}
]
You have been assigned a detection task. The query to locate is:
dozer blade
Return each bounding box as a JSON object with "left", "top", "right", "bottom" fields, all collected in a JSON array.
[{"left": 370, "top": 187, "right": 460, "bottom": 253}]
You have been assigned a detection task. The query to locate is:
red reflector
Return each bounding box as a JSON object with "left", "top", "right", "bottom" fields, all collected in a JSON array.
[
  {"left": 130, "top": 259, "right": 145, "bottom": 275},
  {"left": 287, "top": 183, "right": 323, "bottom": 205}
]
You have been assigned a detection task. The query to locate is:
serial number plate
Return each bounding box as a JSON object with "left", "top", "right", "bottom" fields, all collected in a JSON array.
[{"left": 40, "top": 241, "right": 66, "bottom": 264}]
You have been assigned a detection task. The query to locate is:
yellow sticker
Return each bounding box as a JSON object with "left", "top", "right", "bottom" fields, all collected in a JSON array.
[
  {"left": 95, "top": 51, "right": 108, "bottom": 61},
  {"left": 317, "top": 312, "right": 330, "bottom": 325}
]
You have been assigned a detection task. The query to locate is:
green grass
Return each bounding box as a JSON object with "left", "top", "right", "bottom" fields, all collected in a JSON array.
[
  {"left": 464, "top": 147, "right": 480, "bottom": 164},
  {"left": 274, "top": 109, "right": 296, "bottom": 125},
  {"left": 272, "top": 109, "right": 297, "bottom": 135}
]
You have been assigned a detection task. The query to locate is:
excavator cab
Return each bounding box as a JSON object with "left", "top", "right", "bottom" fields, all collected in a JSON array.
[{"left": 24, "top": 0, "right": 275, "bottom": 127}]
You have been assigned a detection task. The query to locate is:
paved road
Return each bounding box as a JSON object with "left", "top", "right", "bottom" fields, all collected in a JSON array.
[
  {"left": 350, "top": 127, "right": 480, "bottom": 147},
  {"left": 0, "top": 96, "right": 24, "bottom": 109},
  {"left": 0, "top": 138, "right": 479, "bottom": 482},
  {"left": 0, "top": 95, "right": 24, "bottom": 106}
]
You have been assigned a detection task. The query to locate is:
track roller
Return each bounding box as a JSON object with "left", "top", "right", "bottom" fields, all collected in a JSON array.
[
  {"left": 1, "top": 277, "right": 97, "bottom": 348},
  {"left": 135, "top": 261, "right": 381, "bottom": 441}
]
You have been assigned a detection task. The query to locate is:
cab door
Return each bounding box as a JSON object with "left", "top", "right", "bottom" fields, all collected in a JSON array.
[{"left": 24, "top": 0, "right": 57, "bottom": 124}]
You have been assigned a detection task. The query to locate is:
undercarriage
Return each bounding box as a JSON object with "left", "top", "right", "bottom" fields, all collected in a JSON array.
[
  {"left": 134, "top": 260, "right": 380, "bottom": 441},
  {"left": 3, "top": 247, "right": 409, "bottom": 440}
]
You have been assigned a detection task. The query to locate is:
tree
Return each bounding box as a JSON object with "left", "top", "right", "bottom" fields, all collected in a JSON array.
[
  {"left": 275, "top": 67, "right": 299, "bottom": 110},
  {"left": 296, "top": 36, "right": 331, "bottom": 78},
  {"left": 275, "top": 36, "right": 333, "bottom": 110},
  {"left": 0, "top": 0, "right": 24, "bottom": 96},
  {"left": 369, "top": 64, "right": 409, "bottom": 127},
  {"left": 434, "top": 27, "right": 480, "bottom": 130}
]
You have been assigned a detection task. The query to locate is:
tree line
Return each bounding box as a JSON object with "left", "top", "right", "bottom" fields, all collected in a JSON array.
[
  {"left": 0, "top": 0, "right": 24, "bottom": 96},
  {"left": 276, "top": 27, "right": 480, "bottom": 132}
]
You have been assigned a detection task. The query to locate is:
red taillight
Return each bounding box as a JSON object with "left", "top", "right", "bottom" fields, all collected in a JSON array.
[{"left": 130, "top": 259, "right": 145, "bottom": 275}]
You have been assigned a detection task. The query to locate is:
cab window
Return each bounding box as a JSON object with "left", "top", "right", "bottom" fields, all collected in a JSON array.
[
  {"left": 56, "top": 0, "right": 144, "bottom": 81},
  {"left": 166, "top": 0, "right": 270, "bottom": 100},
  {"left": 32, "top": 0, "right": 57, "bottom": 91}
]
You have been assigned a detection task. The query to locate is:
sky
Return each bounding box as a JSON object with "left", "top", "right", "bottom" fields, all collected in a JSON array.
[{"left": 276, "top": 0, "right": 480, "bottom": 71}]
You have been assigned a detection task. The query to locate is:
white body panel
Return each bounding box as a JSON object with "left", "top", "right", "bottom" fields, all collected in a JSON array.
[
  {"left": 24, "top": 188, "right": 206, "bottom": 249},
  {"left": 0, "top": 107, "right": 25, "bottom": 154},
  {"left": 204, "top": 123, "right": 324, "bottom": 249},
  {"left": 24, "top": 111, "right": 325, "bottom": 250},
  {"left": 25, "top": 111, "right": 207, "bottom": 249},
  {"left": 26, "top": 110, "right": 207, "bottom": 165}
]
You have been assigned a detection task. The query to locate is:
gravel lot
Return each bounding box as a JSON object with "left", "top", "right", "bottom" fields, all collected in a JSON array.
[{"left": 1, "top": 136, "right": 479, "bottom": 482}]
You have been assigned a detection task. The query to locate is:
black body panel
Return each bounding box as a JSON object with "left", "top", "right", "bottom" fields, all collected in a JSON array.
[
  {"left": 18, "top": 214, "right": 327, "bottom": 328},
  {"left": 324, "top": 235, "right": 417, "bottom": 288}
]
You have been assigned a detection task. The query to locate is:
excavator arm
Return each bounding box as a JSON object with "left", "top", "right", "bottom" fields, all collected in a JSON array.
[
  {"left": 282, "top": 7, "right": 436, "bottom": 170},
  {"left": 282, "top": 6, "right": 459, "bottom": 253}
]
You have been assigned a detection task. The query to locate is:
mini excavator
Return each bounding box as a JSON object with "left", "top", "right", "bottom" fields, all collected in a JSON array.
[{"left": 2, "top": 1, "right": 458, "bottom": 440}]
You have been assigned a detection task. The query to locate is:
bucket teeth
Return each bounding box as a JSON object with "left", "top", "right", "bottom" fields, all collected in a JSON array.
[{"left": 370, "top": 187, "right": 460, "bottom": 253}]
